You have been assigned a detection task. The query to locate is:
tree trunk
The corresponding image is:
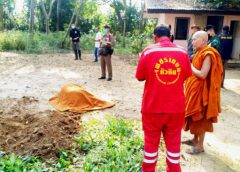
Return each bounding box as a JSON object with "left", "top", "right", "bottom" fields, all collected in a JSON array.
[
  {"left": 139, "top": 0, "right": 145, "bottom": 31},
  {"left": 46, "top": 17, "right": 49, "bottom": 34},
  {"left": 0, "top": 4, "right": 3, "bottom": 31},
  {"left": 61, "top": 0, "right": 83, "bottom": 48},
  {"left": 40, "top": 0, "right": 56, "bottom": 34},
  {"left": 61, "top": 7, "right": 77, "bottom": 48},
  {"left": 74, "top": 0, "right": 83, "bottom": 26},
  {"left": 113, "top": 0, "right": 123, "bottom": 24},
  {"left": 122, "top": 0, "right": 127, "bottom": 47},
  {"left": 56, "top": 0, "right": 61, "bottom": 31},
  {"left": 29, "top": 0, "right": 35, "bottom": 33}
]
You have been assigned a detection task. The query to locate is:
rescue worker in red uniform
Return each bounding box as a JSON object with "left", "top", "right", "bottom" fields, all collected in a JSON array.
[{"left": 136, "top": 25, "right": 192, "bottom": 172}]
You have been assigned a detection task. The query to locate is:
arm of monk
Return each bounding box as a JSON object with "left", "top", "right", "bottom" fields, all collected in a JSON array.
[{"left": 191, "top": 55, "right": 211, "bottom": 79}]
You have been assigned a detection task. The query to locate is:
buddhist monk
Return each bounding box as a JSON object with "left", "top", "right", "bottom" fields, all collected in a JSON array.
[{"left": 183, "top": 31, "right": 223, "bottom": 154}]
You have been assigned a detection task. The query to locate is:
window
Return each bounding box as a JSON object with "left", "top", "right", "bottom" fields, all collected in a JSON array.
[{"left": 175, "top": 17, "right": 190, "bottom": 40}]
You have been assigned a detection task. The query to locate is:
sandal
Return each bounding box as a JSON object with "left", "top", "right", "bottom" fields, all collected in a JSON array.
[
  {"left": 181, "top": 140, "right": 195, "bottom": 146},
  {"left": 185, "top": 146, "right": 204, "bottom": 155}
]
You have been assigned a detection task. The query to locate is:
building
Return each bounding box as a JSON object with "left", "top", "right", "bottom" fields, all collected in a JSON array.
[{"left": 144, "top": 0, "right": 240, "bottom": 60}]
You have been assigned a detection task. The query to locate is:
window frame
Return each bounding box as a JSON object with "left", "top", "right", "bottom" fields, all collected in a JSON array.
[{"left": 174, "top": 17, "right": 190, "bottom": 40}]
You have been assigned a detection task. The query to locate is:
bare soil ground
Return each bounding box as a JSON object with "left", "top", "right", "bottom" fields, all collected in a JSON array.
[
  {"left": 0, "top": 52, "right": 239, "bottom": 171},
  {"left": 0, "top": 96, "right": 81, "bottom": 159}
]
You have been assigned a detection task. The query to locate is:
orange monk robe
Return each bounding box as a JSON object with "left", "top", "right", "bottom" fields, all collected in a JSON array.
[
  {"left": 184, "top": 46, "right": 223, "bottom": 135},
  {"left": 49, "top": 83, "right": 115, "bottom": 113}
]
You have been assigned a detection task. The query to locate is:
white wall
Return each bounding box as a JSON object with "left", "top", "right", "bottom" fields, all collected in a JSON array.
[{"left": 232, "top": 21, "right": 240, "bottom": 60}]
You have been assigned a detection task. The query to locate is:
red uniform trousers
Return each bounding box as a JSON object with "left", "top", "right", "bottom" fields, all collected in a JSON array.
[{"left": 142, "top": 112, "right": 184, "bottom": 172}]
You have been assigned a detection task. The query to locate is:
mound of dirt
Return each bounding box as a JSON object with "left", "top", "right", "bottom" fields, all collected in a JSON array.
[{"left": 0, "top": 96, "right": 81, "bottom": 159}]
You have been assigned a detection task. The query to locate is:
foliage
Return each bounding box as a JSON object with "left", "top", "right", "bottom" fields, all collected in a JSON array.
[
  {"left": 0, "top": 0, "right": 15, "bottom": 30},
  {"left": 108, "top": 0, "right": 143, "bottom": 33},
  {"left": 50, "top": 0, "right": 76, "bottom": 31},
  {"left": 195, "top": 0, "right": 240, "bottom": 8},
  {"left": 0, "top": 31, "right": 69, "bottom": 53},
  {"left": 0, "top": 117, "right": 149, "bottom": 171},
  {"left": 0, "top": 154, "right": 44, "bottom": 172},
  {"left": 73, "top": 117, "right": 144, "bottom": 172},
  {"left": 0, "top": 30, "right": 154, "bottom": 55}
]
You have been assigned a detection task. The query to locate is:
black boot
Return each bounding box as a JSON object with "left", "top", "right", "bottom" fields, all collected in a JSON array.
[
  {"left": 78, "top": 50, "right": 82, "bottom": 60},
  {"left": 74, "top": 50, "right": 78, "bottom": 60}
]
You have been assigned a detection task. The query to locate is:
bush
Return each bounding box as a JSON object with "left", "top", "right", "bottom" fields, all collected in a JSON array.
[
  {"left": 74, "top": 117, "right": 144, "bottom": 172},
  {"left": 0, "top": 31, "right": 152, "bottom": 55},
  {"left": 14, "top": 39, "right": 26, "bottom": 51},
  {"left": 130, "top": 32, "right": 150, "bottom": 54},
  {"left": 0, "top": 154, "right": 44, "bottom": 172},
  {"left": 0, "top": 31, "right": 69, "bottom": 53},
  {"left": 0, "top": 39, "right": 15, "bottom": 51}
]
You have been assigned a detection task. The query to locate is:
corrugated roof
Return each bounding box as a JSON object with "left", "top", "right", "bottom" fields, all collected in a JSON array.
[{"left": 145, "top": 0, "right": 240, "bottom": 15}]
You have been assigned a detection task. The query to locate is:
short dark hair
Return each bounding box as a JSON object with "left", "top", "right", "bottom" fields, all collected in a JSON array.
[
  {"left": 205, "top": 25, "right": 215, "bottom": 32},
  {"left": 153, "top": 25, "right": 170, "bottom": 38},
  {"left": 222, "top": 25, "right": 230, "bottom": 33}
]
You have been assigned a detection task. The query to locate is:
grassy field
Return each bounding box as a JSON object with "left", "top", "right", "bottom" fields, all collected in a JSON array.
[{"left": 0, "top": 31, "right": 150, "bottom": 56}]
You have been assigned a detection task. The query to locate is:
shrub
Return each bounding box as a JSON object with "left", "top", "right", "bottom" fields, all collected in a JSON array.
[
  {"left": 14, "top": 39, "right": 26, "bottom": 51},
  {"left": 1, "top": 39, "right": 15, "bottom": 51},
  {"left": 74, "top": 117, "right": 144, "bottom": 172}
]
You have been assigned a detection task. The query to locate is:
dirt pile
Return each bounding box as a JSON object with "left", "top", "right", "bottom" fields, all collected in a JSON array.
[{"left": 0, "top": 96, "right": 81, "bottom": 159}]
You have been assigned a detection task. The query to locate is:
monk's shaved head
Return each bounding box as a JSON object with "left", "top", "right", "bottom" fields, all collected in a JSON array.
[
  {"left": 193, "top": 31, "right": 208, "bottom": 43},
  {"left": 192, "top": 31, "right": 208, "bottom": 50}
]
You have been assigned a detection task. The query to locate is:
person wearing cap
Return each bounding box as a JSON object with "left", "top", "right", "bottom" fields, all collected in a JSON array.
[
  {"left": 94, "top": 27, "right": 102, "bottom": 62},
  {"left": 205, "top": 25, "right": 221, "bottom": 53},
  {"left": 69, "top": 23, "right": 82, "bottom": 60},
  {"left": 220, "top": 25, "right": 233, "bottom": 88},
  {"left": 187, "top": 25, "right": 201, "bottom": 59},
  {"left": 136, "top": 25, "right": 192, "bottom": 172},
  {"left": 98, "top": 25, "right": 115, "bottom": 81}
]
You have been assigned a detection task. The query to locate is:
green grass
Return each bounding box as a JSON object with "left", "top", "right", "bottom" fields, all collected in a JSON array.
[
  {"left": 0, "top": 117, "right": 145, "bottom": 172},
  {"left": 73, "top": 117, "right": 144, "bottom": 172},
  {"left": 0, "top": 31, "right": 67, "bottom": 53},
  {"left": 0, "top": 31, "right": 151, "bottom": 56}
]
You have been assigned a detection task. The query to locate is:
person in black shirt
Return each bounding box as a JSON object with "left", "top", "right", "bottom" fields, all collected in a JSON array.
[
  {"left": 169, "top": 24, "right": 174, "bottom": 42},
  {"left": 220, "top": 25, "right": 233, "bottom": 88},
  {"left": 70, "top": 24, "right": 81, "bottom": 60}
]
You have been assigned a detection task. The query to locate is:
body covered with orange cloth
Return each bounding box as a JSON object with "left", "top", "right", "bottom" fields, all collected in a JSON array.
[
  {"left": 49, "top": 84, "right": 115, "bottom": 113},
  {"left": 183, "top": 31, "right": 223, "bottom": 154},
  {"left": 184, "top": 46, "right": 223, "bottom": 134}
]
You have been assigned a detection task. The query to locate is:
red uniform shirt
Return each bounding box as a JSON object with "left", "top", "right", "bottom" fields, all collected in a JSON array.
[{"left": 136, "top": 37, "right": 192, "bottom": 113}]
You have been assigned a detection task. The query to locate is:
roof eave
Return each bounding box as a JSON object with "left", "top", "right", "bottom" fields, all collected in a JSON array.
[{"left": 147, "top": 8, "right": 240, "bottom": 15}]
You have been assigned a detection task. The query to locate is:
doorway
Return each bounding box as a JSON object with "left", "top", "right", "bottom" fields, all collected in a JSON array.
[
  {"left": 207, "top": 16, "right": 224, "bottom": 34},
  {"left": 230, "top": 21, "right": 240, "bottom": 60}
]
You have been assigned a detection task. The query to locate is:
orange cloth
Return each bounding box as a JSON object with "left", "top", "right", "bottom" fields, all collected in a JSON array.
[
  {"left": 49, "top": 83, "right": 115, "bottom": 113},
  {"left": 184, "top": 46, "right": 223, "bottom": 134}
]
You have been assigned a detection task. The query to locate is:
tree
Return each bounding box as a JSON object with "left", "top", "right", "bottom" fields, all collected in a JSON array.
[
  {"left": 122, "top": 0, "right": 126, "bottom": 47},
  {"left": 108, "top": 0, "right": 142, "bottom": 34},
  {"left": 0, "top": 0, "right": 15, "bottom": 30},
  {"left": 195, "top": 0, "right": 240, "bottom": 8},
  {"left": 56, "top": 0, "right": 61, "bottom": 31},
  {"left": 29, "top": 0, "right": 35, "bottom": 33},
  {"left": 40, "top": 0, "right": 56, "bottom": 34},
  {"left": 0, "top": 3, "right": 3, "bottom": 31}
]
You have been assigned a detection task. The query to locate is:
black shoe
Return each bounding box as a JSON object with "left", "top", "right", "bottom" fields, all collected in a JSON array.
[
  {"left": 98, "top": 77, "right": 106, "bottom": 79},
  {"left": 74, "top": 58, "right": 78, "bottom": 60},
  {"left": 107, "top": 78, "right": 112, "bottom": 81}
]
